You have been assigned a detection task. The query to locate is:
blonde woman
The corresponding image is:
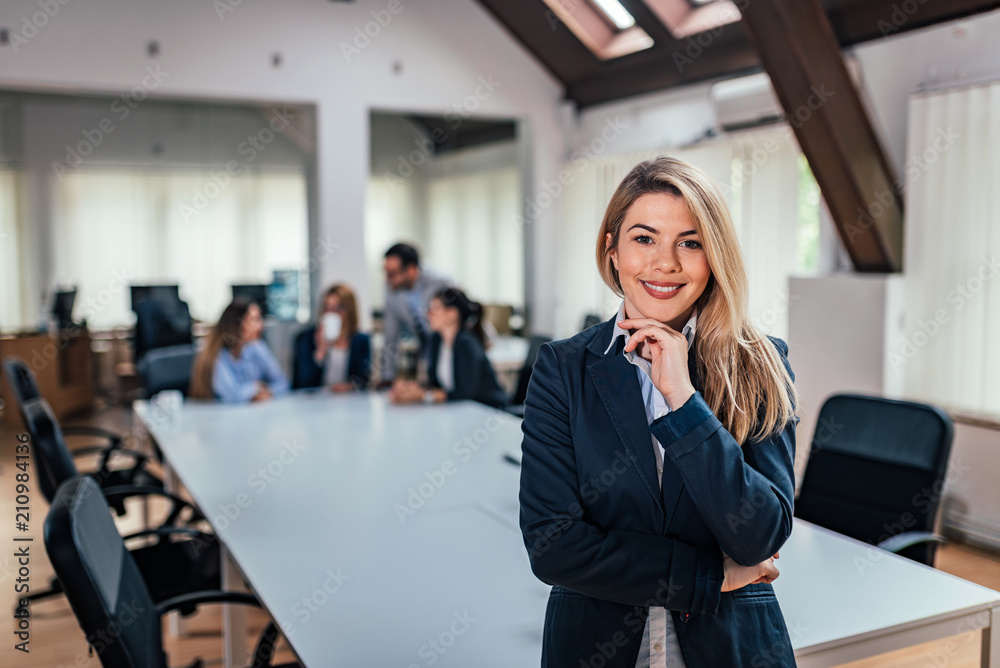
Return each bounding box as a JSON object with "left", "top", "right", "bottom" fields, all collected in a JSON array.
[{"left": 519, "top": 157, "right": 798, "bottom": 667}]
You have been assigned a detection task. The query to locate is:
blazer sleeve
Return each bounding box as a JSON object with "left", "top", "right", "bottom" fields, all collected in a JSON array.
[
  {"left": 447, "top": 334, "right": 485, "bottom": 403},
  {"left": 348, "top": 333, "right": 372, "bottom": 389},
  {"left": 649, "top": 336, "right": 798, "bottom": 567},
  {"left": 293, "top": 328, "right": 323, "bottom": 390},
  {"left": 519, "top": 343, "right": 724, "bottom": 612}
]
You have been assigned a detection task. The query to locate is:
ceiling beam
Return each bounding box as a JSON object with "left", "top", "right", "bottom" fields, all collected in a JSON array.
[{"left": 740, "top": 0, "right": 903, "bottom": 272}]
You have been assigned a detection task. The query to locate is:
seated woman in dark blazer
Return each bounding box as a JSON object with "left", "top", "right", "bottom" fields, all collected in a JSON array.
[
  {"left": 389, "top": 287, "right": 507, "bottom": 409},
  {"left": 292, "top": 284, "right": 371, "bottom": 392},
  {"left": 519, "top": 156, "right": 799, "bottom": 667}
]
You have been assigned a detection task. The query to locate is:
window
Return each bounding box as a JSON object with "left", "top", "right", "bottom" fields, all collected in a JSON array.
[
  {"left": 797, "top": 155, "right": 821, "bottom": 274},
  {"left": 591, "top": 0, "right": 636, "bottom": 29},
  {"left": 53, "top": 168, "right": 309, "bottom": 327},
  {"left": 0, "top": 168, "right": 23, "bottom": 330}
]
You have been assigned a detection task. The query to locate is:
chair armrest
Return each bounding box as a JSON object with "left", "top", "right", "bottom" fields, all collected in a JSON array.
[
  {"left": 156, "top": 592, "right": 288, "bottom": 667},
  {"left": 122, "top": 526, "right": 214, "bottom": 543},
  {"left": 155, "top": 590, "right": 260, "bottom": 616},
  {"left": 63, "top": 425, "right": 123, "bottom": 444},
  {"left": 877, "top": 531, "right": 947, "bottom": 554},
  {"left": 100, "top": 484, "right": 202, "bottom": 526}
]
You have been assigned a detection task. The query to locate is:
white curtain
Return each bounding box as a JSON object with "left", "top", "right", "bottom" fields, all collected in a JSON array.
[
  {"left": 53, "top": 168, "right": 309, "bottom": 327},
  {"left": 902, "top": 82, "right": 1000, "bottom": 415},
  {"left": 0, "top": 169, "right": 23, "bottom": 330},
  {"left": 425, "top": 166, "right": 522, "bottom": 307},
  {"left": 556, "top": 126, "right": 804, "bottom": 339}
]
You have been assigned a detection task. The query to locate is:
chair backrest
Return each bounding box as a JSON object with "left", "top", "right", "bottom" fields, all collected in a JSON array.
[
  {"left": 581, "top": 313, "right": 603, "bottom": 331},
  {"left": 511, "top": 335, "right": 552, "bottom": 407},
  {"left": 44, "top": 476, "right": 166, "bottom": 668},
  {"left": 134, "top": 300, "right": 193, "bottom": 364},
  {"left": 795, "top": 393, "right": 954, "bottom": 565},
  {"left": 3, "top": 356, "right": 42, "bottom": 422},
  {"left": 137, "top": 344, "right": 197, "bottom": 396},
  {"left": 21, "top": 398, "right": 80, "bottom": 503}
]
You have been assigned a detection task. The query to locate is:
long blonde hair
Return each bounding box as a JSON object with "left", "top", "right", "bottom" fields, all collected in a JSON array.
[{"left": 596, "top": 156, "right": 797, "bottom": 445}]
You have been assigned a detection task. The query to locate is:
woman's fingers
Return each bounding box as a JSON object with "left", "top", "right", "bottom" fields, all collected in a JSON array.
[
  {"left": 619, "top": 318, "right": 679, "bottom": 333},
  {"left": 623, "top": 325, "right": 676, "bottom": 353}
]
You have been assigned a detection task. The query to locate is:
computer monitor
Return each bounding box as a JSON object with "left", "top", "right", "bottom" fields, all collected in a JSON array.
[
  {"left": 51, "top": 289, "right": 77, "bottom": 329},
  {"left": 231, "top": 284, "right": 269, "bottom": 318},
  {"left": 268, "top": 270, "right": 300, "bottom": 321},
  {"left": 130, "top": 284, "right": 181, "bottom": 312}
]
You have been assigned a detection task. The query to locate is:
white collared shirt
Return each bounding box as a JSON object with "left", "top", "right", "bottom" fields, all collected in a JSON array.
[{"left": 605, "top": 301, "right": 696, "bottom": 668}]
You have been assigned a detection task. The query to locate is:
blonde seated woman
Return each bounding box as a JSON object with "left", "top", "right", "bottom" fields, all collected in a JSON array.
[
  {"left": 519, "top": 156, "right": 799, "bottom": 667},
  {"left": 190, "top": 300, "right": 289, "bottom": 403}
]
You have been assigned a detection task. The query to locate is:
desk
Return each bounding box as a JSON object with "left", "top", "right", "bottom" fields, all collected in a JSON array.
[
  {"left": 1, "top": 328, "right": 94, "bottom": 424},
  {"left": 134, "top": 393, "right": 1000, "bottom": 667},
  {"left": 134, "top": 392, "right": 547, "bottom": 667}
]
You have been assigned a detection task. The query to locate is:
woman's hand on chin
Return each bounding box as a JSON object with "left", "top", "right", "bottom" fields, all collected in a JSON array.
[{"left": 619, "top": 317, "right": 696, "bottom": 410}]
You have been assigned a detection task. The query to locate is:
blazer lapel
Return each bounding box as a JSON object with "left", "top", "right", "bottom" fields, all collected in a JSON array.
[{"left": 586, "top": 331, "right": 663, "bottom": 511}]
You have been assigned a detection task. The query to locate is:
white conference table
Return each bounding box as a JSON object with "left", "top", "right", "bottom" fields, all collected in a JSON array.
[{"left": 134, "top": 392, "right": 1000, "bottom": 667}]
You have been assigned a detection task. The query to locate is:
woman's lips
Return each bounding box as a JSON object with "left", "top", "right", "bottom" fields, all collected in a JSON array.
[{"left": 640, "top": 280, "right": 684, "bottom": 300}]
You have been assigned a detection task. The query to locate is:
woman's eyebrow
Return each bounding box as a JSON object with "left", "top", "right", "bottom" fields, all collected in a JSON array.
[
  {"left": 678, "top": 230, "right": 698, "bottom": 237},
  {"left": 626, "top": 223, "right": 658, "bottom": 234}
]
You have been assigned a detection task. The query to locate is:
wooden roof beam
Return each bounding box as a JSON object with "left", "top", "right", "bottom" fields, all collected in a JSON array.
[{"left": 739, "top": 0, "right": 903, "bottom": 272}]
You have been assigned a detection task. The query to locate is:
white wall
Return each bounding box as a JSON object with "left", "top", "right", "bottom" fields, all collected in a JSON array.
[
  {"left": 0, "top": 0, "right": 566, "bottom": 332},
  {"left": 787, "top": 274, "right": 906, "bottom": 484}
]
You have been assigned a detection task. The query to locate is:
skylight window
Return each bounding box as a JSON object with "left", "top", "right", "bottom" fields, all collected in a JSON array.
[{"left": 592, "top": 0, "right": 636, "bottom": 30}]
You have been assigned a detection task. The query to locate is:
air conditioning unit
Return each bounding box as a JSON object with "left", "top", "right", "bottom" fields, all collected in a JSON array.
[
  {"left": 710, "top": 73, "right": 783, "bottom": 132},
  {"left": 711, "top": 58, "right": 864, "bottom": 132}
]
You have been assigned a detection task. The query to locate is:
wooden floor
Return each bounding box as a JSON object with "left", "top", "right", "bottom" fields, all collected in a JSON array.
[{"left": 1, "top": 405, "right": 998, "bottom": 667}]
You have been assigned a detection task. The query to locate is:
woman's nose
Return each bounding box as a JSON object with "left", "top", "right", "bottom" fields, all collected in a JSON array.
[{"left": 652, "top": 245, "right": 681, "bottom": 272}]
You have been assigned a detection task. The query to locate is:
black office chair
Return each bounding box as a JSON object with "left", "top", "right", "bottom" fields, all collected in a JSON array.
[
  {"left": 581, "top": 313, "right": 603, "bottom": 331},
  {"left": 133, "top": 299, "right": 194, "bottom": 365},
  {"left": 3, "top": 356, "right": 125, "bottom": 448},
  {"left": 44, "top": 476, "right": 293, "bottom": 668},
  {"left": 137, "top": 344, "right": 198, "bottom": 396},
  {"left": 795, "top": 393, "right": 955, "bottom": 566},
  {"left": 22, "top": 397, "right": 169, "bottom": 515},
  {"left": 21, "top": 397, "right": 218, "bottom": 608},
  {"left": 504, "top": 334, "right": 552, "bottom": 418}
]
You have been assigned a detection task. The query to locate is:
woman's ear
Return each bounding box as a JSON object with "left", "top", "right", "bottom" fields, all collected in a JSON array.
[{"left": 605, "top": 232, "right": 617, "bottom": 270}]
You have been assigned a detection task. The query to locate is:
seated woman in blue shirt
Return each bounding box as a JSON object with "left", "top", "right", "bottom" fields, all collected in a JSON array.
[
  {"left": 189, "top": 300, "right": 289, "bottom": 403},
  {"left": 389, "top": 287, "right": 507, "bottom": 409},
  {"left": 292, "top": 283, "right": 371, "bottom": 392}
]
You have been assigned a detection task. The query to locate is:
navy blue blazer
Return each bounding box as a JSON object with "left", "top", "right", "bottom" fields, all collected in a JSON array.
[
  {"left": 519, "top": 317, "right": 798, "bottom": 667},
  {"left": 427, "top": 330, "right": 508, "bottom": 409},
  {"left": 291, "top": 327, "right": 371, "bottom": 390}
]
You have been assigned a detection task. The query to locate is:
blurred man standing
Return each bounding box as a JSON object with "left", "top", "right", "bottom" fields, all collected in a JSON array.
[{"left": 380, "top": 243, "right": 450, "bottom": 383}]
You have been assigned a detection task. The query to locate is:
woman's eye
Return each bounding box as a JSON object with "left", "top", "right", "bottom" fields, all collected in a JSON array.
[
  {"left": 680, "top": 239, "right": 702, "bottom": 250},
  {"left": 633, "top": 235, "right": 653, "bottom": 245}
]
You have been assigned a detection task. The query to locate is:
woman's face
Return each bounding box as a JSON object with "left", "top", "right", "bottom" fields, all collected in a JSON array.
[
  {"left": 426, "top": 298, "right": 457, "bottom": 333},
  {"left": 323, "top": 294, "right": 343, "bottom": 315},
  {"left": 608, "top": 192, "right": 712, "bottom": 332},
  {"left": 240, "top": 303, "right": 264, "bottom": 342}
]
